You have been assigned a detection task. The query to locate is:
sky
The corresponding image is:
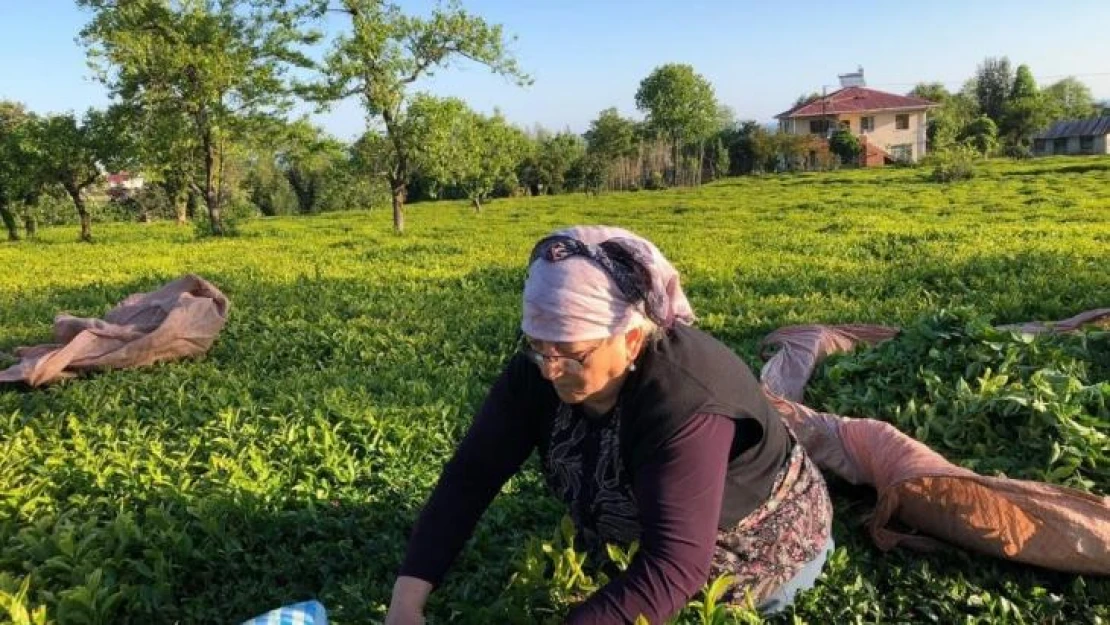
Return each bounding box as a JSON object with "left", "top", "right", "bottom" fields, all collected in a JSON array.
[{"left": 2, "top": 0, "right": 1109, "bottom": 142}]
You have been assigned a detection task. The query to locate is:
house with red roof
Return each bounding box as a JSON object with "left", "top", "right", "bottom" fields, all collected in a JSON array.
[{"left": 775, "top": 70, "right": 938, "bottom": 167}]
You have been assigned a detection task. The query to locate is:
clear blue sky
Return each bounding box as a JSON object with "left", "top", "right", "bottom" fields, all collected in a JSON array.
[{"left": 2, "top": 0, "right": 1109, "bottom": 141}]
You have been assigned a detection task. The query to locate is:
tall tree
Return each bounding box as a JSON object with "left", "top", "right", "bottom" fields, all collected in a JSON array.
[
  {"left": 1043, "top": 77, "right": 1099, "bottom": 121},
  {"left": 1002, "top": 65, "right": 1051, "bottom": 149},
  {"left": 307, "top": 0, "right": 529, "bottom": 233},
  {"left": 37, "top": 108, "right": 132, "bottom": 242},
  {"left": 972, "top": 56, "right": 1014, "bottom": 124},
  {"left": 0, "top": 102, "right": 44, "bottom": 241},
  {"left": 78, "top": 0, "right": 319, "bottom": 235},
  {"left": 634, "top": 64, "right": 718, "bottom": 185}
]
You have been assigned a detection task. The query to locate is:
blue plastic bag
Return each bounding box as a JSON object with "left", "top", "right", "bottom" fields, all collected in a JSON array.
[{"left": 240, "top": 600, "right": 328, "bottom": 625}]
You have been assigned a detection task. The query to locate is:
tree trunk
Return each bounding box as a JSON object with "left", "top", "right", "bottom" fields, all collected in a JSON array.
[
  {"left": 671, "top": 134, "right": 680, "bottom": 186},
  {"left": 186, "top": 190, "right": 198, "bottom": 219},
  {"left": 23, "top": 214, "right": 36, "bottom": 238},
  {"left": 697, "top": 140, "right": 705, "bottom": 186},
  {"left": 472, "top": 196, "right": 482, "bottom": 213},
  {"left": 203, "top": 131, "right": 223, "bottom": 235},
  {"left": 65, "top": 184, "right": 92, "bottom": 243},
  {"left": 0, "top": 205, "right": 19, "bottom": 241},
  {"left": 174, "top": 192, "right": 187, "bottom": 225},
  {"left": 390, "top": 177, "right": 405, "bottom": 233}
]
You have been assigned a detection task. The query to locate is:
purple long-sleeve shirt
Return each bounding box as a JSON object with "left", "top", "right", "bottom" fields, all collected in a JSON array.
[{"left": 399, "top": 366, "right": 736, "bottom": 624}]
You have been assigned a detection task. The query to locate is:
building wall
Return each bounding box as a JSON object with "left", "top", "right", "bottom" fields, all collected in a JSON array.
[
  {"left": 783, "top": 109, "right": 929, "bottom": 163},
  {"left": 1034, "top": 135, "right": 1110, "bottom": 156}
]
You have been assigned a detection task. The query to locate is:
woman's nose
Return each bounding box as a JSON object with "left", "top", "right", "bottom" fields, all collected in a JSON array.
[{"left": 537, "top": 357, "right": 565, "bottom": 380}]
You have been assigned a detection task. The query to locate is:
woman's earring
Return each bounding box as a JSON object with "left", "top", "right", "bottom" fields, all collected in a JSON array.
[{"left": 628, "top": 362, "right": 637, "bottom": 372}]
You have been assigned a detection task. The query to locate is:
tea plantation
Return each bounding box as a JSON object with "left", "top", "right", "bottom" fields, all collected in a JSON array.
[{"left": 1, "top": 157, "right": 1108, "bottom": 623}]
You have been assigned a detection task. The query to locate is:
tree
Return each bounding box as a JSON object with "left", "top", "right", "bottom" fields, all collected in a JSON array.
[
  {"left": 119, "top": 100, "right": 198, "bottom": 225},
  {"left": 78, "top": 0, "right": 320, "bottom": 235},
  {"left": 276, "top": 120, "right": 347, "bottom": 214},
  {"left": 793, "top": 92, "right": 822, "bottom": 108},
  {"left": 1001, "top": 65, "right": 1051, "bottom": 149},
  {"left": 584, "top": 107, "right": 638, "bottom": 189},
  {"left": 727, "top": 121, "right": 773, "bottom": 175},
  {"left": 908, "top": 82, "right": 950, "bottom": 103},
  {"left": 972, "top": 56, "right": 1014, "bottom": 124},
  {"left": 707, "top": 136, "right": 730, "bottom": 181},
  {"left": 770, "top": 132, "right": 811, "bottom": 172},
  {"left": 0, "top": 102, "right": 44, "bottom": 241},
  {"left": 518, "top": 131, "right": 584, "bottom": 195},
  {"left": 37, "top": 107, "right": 132, "bottom": 242},
  {"left": 962, "top": 115, "right": 999, "bottom": 156},
  {"left": 457, "top": 112, "right": 529, "bottom": 210},
  {"left": 566, "top": 154, "right": 607, "bottom": 195},
  {"left": 397, "top": 95, "right": 526, "bottom": 211},
  {"left": 1043, "top": 77, "right": 1098, "bottom": 121},
  {"left": 634, "top": 64, "right": 718, "bottom": 185},
  {"left": 307, "top": 0, "right": 529, "bottom": 233},
  {"left": 585, "top": 108, "right": 638, "bottom": 163},
  {"left": 910, "top": 83, "right": 980, "bottom": 152},
  {"left": 828, "top": 129, "right": 861, "bottom": 165}
]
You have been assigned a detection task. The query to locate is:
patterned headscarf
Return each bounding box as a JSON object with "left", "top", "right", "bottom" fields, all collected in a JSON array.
[{"left": 522, "top": 225, "right": 696, "bottom": 342}]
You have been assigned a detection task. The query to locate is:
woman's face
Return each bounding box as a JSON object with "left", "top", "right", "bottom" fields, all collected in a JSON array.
[{"left": 523, "top": 327, "right": 644, "bottom": 405}]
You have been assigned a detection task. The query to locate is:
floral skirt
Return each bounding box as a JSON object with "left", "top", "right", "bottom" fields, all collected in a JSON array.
[{"left": 709, "top": 434, "right": 834, "bottom": 608}]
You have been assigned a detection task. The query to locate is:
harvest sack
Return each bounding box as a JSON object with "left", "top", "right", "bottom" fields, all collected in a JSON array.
[
  {"left": 0, "top": 274, "right": 229, "bottom": 387},
  {"left": 759, "top": 311, "right": 1110, "bottom": 576}
]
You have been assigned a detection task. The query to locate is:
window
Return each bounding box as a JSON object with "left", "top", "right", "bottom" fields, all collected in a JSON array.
[
  {"left": 809, "top": 119, "right": 830, "bottom": 135},
  {"left": 1053, "top": 138, "right": 1068, "bottom": 154},
  {"left": 860, "top": 116, "right": 875, "bottom": 132},
  {"left": 889, "top": 144, "right": 913, "bottom": 162},
  {"left": 1080, "top": 136, "right": 1095, "bottom": 153},
  {"left": 895, "top": 114, "right": 910, "bottom": 130},
  {"left": 1034, "top": 138, "right": 1047, "bottom": 154},
  {"left": 839, "top": 119, "right": 851, "bottom": 131}
]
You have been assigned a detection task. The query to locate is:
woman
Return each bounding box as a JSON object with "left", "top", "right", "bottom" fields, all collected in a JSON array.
[{"left": 386, "top": 226, "right": 834, "bottom": 624}]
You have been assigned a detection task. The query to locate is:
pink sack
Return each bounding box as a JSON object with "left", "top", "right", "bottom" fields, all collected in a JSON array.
[
  {"left": 1, "top": 274, "right": 229, "bottom": 387},
  {"left": 758, "top": 312, "right": 1110, "bottom": 575}
]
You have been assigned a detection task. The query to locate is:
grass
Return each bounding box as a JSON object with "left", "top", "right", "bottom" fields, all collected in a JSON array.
[{"left": 1, "top": 156, "right": 1108, "bottom": 623}]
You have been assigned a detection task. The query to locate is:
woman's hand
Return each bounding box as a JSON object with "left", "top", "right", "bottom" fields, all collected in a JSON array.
[{"left": 384, "top": 576, "right": 433, "bottom": 625}]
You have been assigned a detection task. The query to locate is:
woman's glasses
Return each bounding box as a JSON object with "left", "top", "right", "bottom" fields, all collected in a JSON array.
[{"left": 520, "top": 336, "right": 604, "bottom": 374}]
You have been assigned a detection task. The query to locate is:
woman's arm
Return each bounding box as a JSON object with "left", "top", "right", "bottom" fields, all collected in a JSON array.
[
  {"left": 565, "top": 413, "right": 735, "bottom": 625},
  {"left": 393, "top": 357, "right": 545, "bottom": 605}
]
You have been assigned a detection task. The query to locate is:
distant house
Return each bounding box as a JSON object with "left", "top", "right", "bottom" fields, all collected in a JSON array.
[
  {"left": 775, "top": 71, "right": 938, "bottom": 167},
  {"left": 105, "top": 171, "right": 145, "bottom": 201},
  {"left": 1032, "top": 117, "right": 1110, "bottom": 157}
]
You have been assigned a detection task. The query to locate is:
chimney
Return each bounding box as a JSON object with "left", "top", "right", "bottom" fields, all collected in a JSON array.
[{"left": 838, "top": 66, "right": 866, "bottom": 88}]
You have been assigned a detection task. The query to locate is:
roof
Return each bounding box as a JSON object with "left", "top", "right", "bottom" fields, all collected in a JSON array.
[
  {"left": 1034, "top": 117, "right": 1110, "bottom": 139},
  {"left": 776, "top": 86, "right": 938, "bottom": 119}
]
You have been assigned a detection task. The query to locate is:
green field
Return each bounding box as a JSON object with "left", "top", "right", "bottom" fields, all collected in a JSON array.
[{"left": 2, "top": 156, "right": 1109, "bottom": 624}]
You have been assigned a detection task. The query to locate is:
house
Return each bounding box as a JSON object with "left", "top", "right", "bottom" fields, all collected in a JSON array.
[
  {"left": 1032, "top": 117, "right": 1110, "bottom": 156},
  {"left": 775, "top": 71, "right": 938, "bottom": 167},
  {"left": 104, "top": 171, "right": 145, "bottom": 201}
]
